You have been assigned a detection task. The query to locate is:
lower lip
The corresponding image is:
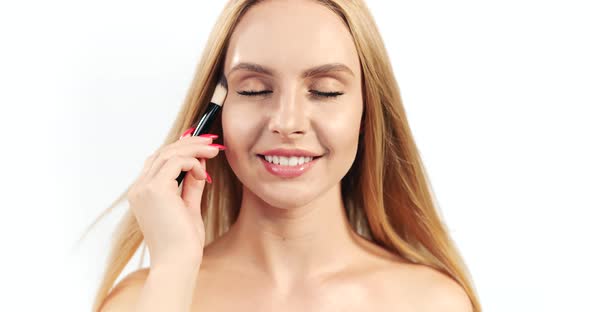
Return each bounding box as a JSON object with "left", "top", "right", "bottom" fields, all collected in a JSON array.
[{"left": 258, "top": 155, "right": 321, "bottom": 178}]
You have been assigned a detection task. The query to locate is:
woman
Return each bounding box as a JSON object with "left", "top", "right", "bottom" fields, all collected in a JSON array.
[{"left": 90, "top": 0, "right": 481, "bottom": 311}]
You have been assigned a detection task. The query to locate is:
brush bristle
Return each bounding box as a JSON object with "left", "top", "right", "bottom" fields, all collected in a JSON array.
[{"left": 211, "top": 80, "right": 228, "bottom": 106}]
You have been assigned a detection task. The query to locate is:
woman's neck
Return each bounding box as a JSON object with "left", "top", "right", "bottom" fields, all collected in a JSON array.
[{"left": 220, "top": 182, "right": 362, "bottom": 287}]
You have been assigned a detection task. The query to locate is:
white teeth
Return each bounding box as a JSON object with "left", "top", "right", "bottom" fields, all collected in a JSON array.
[
  {"left": 280, "top": 157, "right": 288, "bottom": 166},
  {"left": 262, "top": 155, "right": 315, "bottom": 166},
  {"left": 288, "top": 157, "right": 298, "bottom": 166}
]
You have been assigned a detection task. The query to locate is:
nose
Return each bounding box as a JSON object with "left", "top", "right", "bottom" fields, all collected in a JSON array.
[{"left": 267, "top": 88, "right": 308, "bottom": 139}]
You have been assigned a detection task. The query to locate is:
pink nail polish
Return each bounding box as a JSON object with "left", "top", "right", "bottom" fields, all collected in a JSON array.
[
  {"left": 205, "top": 171, "right": 212, "bottom": 184},
  {"left": 179, "top": 127, "right": 196, "bottom": 139},
  {"left": 199, "top": 134, "right": 219, "bottom": 139},
  {"left": 208, "top": 143, "right": 226, "bottom": 150}
]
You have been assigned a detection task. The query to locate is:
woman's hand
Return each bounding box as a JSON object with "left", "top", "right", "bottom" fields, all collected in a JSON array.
[{"left": 127, "top": 130, "right": 224, "bottom": 269}]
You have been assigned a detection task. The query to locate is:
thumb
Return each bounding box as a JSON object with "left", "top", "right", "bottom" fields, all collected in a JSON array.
[{"left": 181, "top": 158, "right": 207, "bottom": 219}]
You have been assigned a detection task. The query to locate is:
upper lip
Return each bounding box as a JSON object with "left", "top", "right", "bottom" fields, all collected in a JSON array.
[{"left": 258, "top": 148, "right": 323, "bottom": 158}]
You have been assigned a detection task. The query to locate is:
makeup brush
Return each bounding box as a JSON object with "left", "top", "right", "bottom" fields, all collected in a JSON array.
[{"left": 176, "top": 78, "right": 228, "bottom": 186}]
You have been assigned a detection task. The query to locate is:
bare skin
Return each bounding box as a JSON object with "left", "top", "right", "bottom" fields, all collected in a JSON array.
[
  {"left": 107, "top": 234, "right": 469, "bottom": 311},
  {"left": 193, "top": 229, "right": 467, "bottom": 311},
  {"left": 100, "top": 0, "right": 472, "bottom": 311},
  {"left": 197, "top": 2, "right": 470, "bottom": 310}
]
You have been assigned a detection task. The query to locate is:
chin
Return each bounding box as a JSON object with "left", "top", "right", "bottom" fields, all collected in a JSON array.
[{"left": 258, "top": 184, "right": 318, "bottom": 209}]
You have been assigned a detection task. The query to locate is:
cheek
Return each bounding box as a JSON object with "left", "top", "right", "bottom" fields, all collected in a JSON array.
[
  {"left": 316, "top": 102, "right": 362, "bottom": 172},
  {"left": 221, "top": 101, "right": 261, "bottom": 174},
  {"left": 221, "top": 100, "right": 259, "bottom": 144},
  {"left": 319, "top": 104, "right": 362, "bottom": 151},
  {"left": 323, "top": 122, "right": 359, "bottom": 170}
]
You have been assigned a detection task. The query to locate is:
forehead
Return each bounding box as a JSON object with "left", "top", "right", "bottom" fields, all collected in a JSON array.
[{"left": 223, "top": 0, "right": 360, "bottom": 78}]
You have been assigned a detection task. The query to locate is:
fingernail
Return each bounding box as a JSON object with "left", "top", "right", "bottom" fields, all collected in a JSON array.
[
  {"left": 208, "top": 143, "right": 226, "bottom": 150},
  {"left": 205, "top": 171, "right": 212, "bottom": 184},
  {"left": 179, "top": 127, "right": 196, "bottom": 139},
  {"left": 198, "top": 134, "right": 219, "bottom": 139}
]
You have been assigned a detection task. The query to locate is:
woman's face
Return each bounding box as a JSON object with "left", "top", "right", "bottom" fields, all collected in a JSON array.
[{"left": 221, "top": 0, "right": 363, "bottom": 209}]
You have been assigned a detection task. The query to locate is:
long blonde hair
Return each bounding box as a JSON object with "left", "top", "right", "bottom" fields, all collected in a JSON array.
[{"left": 83, "top": 0, "right": 481, "bottom": 311}]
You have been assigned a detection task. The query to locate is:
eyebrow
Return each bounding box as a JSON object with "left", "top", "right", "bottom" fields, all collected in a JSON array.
[{"left": 227, "top": 62, "right": 355, "bottom": 79}]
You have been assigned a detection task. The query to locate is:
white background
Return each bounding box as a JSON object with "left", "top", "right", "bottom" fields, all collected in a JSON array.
[{"left": 0, "top": 0, "right": 588, "bottom": 310}]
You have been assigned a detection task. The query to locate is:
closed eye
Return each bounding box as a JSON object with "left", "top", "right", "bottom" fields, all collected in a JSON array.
[
  {"left": 309, "top": 90, "right": 344, "bottom": 98},
  {"left": 237, "top": 90, "right": 272, "bottom": 97},
  {"left": 237, "top": 90, "right": 344, "bottom": 99}
]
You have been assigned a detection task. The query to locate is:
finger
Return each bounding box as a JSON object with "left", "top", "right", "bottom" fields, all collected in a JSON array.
[
  {"left": 130, "top": 153, "right": 159, "bottom": 191},
  {"left": 142, "top": 136, "right": 211, "bottom": 178},
  {"left": 153, "top": 155, "right": 207, "bottom": 186},
  {"left": 142, "top": 144, "right": 166, "bottom": 178},
  {"left": 177, "top": 135, "right": 214, "bottom": 145},
  {"left": 146, "top": 144, "right": 220, "bottom": 179},
  {"left": 149, "top": 138, "right": 218, "bottom": 171},
  {"left": 200, "top": 158, "right": 207, "bottom": 173},
  {"left": 182, "top": 158, "right": 207, "bottom": 219}
]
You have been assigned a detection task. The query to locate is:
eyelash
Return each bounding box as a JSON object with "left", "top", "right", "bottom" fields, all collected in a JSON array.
[{"left": 237, "top": 90, "right": 344, "bottom": 99}]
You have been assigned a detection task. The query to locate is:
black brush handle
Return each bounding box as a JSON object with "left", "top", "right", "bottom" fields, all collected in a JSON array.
[{"left": 175, "top": 103, "right": 221, "bottom": 186}]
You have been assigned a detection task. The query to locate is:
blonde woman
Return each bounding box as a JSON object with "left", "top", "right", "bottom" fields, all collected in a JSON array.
[{"left": 90, "top": 0, "right": 481, "bottom": 311}]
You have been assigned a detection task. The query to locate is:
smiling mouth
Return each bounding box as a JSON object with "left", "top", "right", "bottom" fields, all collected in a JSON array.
[
  {"left": 256, "top": 154, "right": 323, "bottom": 165},
  {"left": 256, "top": 153, "right": 323, "bottom": 178}
]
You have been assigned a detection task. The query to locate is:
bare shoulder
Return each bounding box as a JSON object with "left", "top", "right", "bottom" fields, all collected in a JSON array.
[
  {"left": 350, "top": 235, "right": 473, "bottom": 311},
  {"left": 387, "top": 262, "right": 473, "bottom": 312},
  {"left": 99, "top": 268, "right": 150, "bottom": 311}
]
